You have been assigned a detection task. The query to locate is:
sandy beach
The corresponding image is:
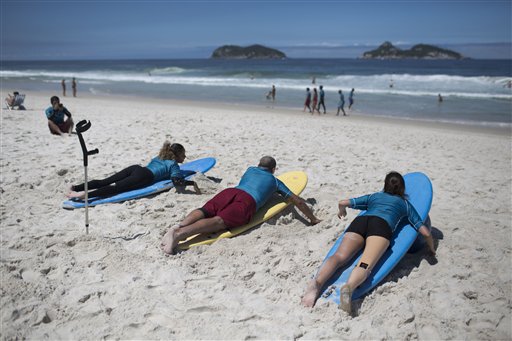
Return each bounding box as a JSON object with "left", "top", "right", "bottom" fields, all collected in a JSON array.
[{"left": 1, "top": 91, "right": 510, "bottom": 339}]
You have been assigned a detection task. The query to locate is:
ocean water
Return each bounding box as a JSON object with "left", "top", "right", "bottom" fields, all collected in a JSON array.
[{"left": 2, "top": 59, "right": 511, "bottom": 127}]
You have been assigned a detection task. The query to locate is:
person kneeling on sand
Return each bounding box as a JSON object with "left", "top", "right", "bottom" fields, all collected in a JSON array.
[
  {"left": 161, "top": 156, "right": 322, "bottom": 255},
  {"left": 67, "top": 142, "right": 200, "bottom": 200},
  {"left": 301, "top": 171, "right": 435, "bottom": 313},
  {"left": 45, "top": 96, "right": 74, "bottom": 136}
]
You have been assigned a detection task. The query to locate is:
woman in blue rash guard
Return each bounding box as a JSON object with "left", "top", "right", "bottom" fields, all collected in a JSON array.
[
  {"left": 67, "top": 141, "right": 200, "bottom": 200},
  {"left": 301, "top": 171, "right": 435, "bottom": 313}
]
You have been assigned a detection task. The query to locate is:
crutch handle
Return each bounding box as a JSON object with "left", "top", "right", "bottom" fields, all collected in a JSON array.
[{"left": 88, "top": 148, "right": 99, "bottom": 156}]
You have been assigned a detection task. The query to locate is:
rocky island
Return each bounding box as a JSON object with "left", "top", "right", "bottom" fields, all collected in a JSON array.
[
  {"left": 211, "top": 44, "right": 286, "bottom": 59},
  {"left": 362, "top": 41, "right": 464, "bottom": 60}
]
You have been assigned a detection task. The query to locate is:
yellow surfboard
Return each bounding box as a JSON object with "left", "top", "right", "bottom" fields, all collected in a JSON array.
[{"left": 177, "top": 171, "right": 308, "bottom": 250}]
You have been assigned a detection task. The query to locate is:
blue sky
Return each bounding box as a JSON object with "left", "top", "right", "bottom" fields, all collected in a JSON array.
[{"left": 1, "top": 0, "right": 511, "bottom": 60}]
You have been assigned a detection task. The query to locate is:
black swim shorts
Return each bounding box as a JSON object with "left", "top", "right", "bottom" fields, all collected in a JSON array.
[{"left": 346, "top": 215, "right": 392, "bottom": 240}]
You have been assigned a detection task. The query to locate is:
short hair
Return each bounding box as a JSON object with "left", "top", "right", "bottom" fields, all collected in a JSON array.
[
  {"left": 258, "top": 156, "right": 276, "bottom": 170},
  {"left": 50, "top": 96, "right": 60, "bottom": 104}
]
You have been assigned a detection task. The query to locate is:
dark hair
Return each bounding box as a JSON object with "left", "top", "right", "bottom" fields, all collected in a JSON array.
[
  {"left": 258, "top": 156, "right": 276, "bottom": 171},
  {"left": 383, "top": 171, "right": 406, "bottom": 198},
  {"left": 170, "top": 143, "right": 185, "bottom": 156},
  {"left": 50, "top": 96, "right": 60, "bottom": 104},
  {"left": 306, "top": 87, "right": 310, "bottom": 91},
  {"left": 158, "top": 141, "right": 185, "bottom": 160}
]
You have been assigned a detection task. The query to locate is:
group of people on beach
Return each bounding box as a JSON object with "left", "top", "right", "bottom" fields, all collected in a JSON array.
[
  {"left": 61, "top": 78, "right": 77, "bottom": 97},
  {"left": 304, "top": 86, "right": 355, "bottom": 116},
  {"left": 64, "top": 133, "right": 436, "bottom": 314}
]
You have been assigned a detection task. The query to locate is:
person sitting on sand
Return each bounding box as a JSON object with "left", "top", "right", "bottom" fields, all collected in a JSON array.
[
  {"left": 161, "top": 156, "right": 322, "bottom": 255},
  {"left": 67, "top": 142, "right": 200, "bottom": 200},
  {"left": 301, "top": 171, "right": 435, "bottom": 313},
  {"left": 45, "top": 96, "right": 74, "bottom": 136}
]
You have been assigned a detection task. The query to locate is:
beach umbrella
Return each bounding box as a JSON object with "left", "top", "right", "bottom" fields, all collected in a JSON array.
[{"left": 75, "top": 120, "right": 99, "bottom": 234}]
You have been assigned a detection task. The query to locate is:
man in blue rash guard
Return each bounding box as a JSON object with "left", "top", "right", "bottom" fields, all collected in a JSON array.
[{"left": 161, "top": 156, "right": 321, "bottom": 255}]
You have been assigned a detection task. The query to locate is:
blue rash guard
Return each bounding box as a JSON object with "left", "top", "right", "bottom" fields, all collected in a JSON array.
[
  {"left": 145, "top": 157, "right": 182, "bottom": 182},
  {"left": 235, "top": 166, "right": 293, "bottom": 210},
  {"left": 45, "top": 106, "right": 71, "bottom": 124},
  {"left": 350, "top": 192, "right": 424, "bottom": 233}
]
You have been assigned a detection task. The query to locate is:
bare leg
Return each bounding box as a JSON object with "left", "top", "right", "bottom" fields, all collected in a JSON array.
[
  {"left": 302, "top": 232, "right": 364, "bottom": 307},
  {"left": 161, "top": 213, "right": 226, "bottom": 255},
  {"left": 340, "top": 235, "right": 390, "bottom": 313}
]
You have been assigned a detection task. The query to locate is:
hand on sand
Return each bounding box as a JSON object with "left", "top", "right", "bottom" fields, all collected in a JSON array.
[
  {"left": 193, "top": 183, "right": 201, "bottom": 195},
  {"left": 160, "top": 225, "right": 180, "bottom": 255}
]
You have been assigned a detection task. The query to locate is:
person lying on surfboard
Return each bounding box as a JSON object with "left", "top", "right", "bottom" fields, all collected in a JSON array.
[
  {"left": 67, "top": 141, "right": 201, "bottom": 200},
  {"left": 161, "top": 156, "right": 321, "bottom": 255},
  {"left": 301, "top": 171, "right": 435, "bottom": 313}
]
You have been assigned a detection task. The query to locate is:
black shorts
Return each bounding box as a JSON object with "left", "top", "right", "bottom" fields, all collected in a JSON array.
[{"left": 346, "top": 215, "right": 392, "bottom": 240}]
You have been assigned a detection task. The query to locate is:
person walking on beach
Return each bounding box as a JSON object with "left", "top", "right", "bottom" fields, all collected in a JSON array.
[
  {"left": 304, "top": 88, "right": 312, "bottom": 113},
  {"left": 67, "top": 142, "right": 200, "bottom": 200},
  {"left": 160, "top": 156, "right": 321, "bottom": 255},
  {"left": 348, "top": 88, "right": 355, "bottom": 110},
  {"left": 317, "top": 85, "right": 326, "bottom": 114},
  {"left": 45, "top": 96, "right": 74, "bottom": 136},
  {"left": 337, "top": 90, "right": 346, "bottom": 116},
  {"left": 301, "top": 171, "right": 435, "bottom": 312},
  {"left": 61, "top": 79, "right": 66, "bottom": 97},
  {"left": 271, "top": 85, "right": 276, "bottom": 102},
  {"left": 72, "top": 77, "right": 77, "bottom": 97},
  {"left": 312, "top": 88, "right": 319, "bottom": 114}
]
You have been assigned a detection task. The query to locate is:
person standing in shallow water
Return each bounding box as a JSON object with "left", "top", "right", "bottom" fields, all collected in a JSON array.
[
  {"left": 72, "top": 77, "right": 77, "bottom": 97},
  {"left": 301, "top": 172, "right": 435, "bottom": 313},
  {"left": 304, "top": 88, "right": 312, "bottom": 113},
  {"left": 312, "top": 88, "right": 319, "bottom": 114},
  {"left": 337, "top": 90, "right": 346, "bottom": 116},
  {"left": 317, "top": 85, "right": 326, "bottom": 114},
  {"left": 348, "top": 88, "right": 355, "bottom": 110},
  {"left": 61, "top": 79, "right": 66, "bottom": 97}
]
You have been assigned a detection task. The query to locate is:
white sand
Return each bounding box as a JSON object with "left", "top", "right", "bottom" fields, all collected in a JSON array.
[{"left": 1, "top": 91, "right": 510, "bottom": 339}]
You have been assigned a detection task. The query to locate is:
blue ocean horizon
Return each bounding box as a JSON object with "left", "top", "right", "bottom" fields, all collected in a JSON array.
[{"left": 2, "top": 58, "right": 511, "bottom": 127}]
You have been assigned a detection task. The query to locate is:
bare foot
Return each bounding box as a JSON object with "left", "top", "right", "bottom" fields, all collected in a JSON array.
[
  {"left": 160, "top": 225, "right": 180, "bottom": 255},
  {"left": 66, "top": 190, "right": 85, "bottom": 199},
  {"left": 339, "top": 284, "right": 352, "bottom": 314},
  {"left": 301, "top": 279, "right": 320, "bottom": 307}
]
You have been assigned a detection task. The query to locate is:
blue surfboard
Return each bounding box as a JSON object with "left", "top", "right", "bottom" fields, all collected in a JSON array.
[
  {"left": 319, "top": 172, "right": 433, "bottom": 303},
  {"left": 62, "top": 157, "right": 216, "bottom": 210}
]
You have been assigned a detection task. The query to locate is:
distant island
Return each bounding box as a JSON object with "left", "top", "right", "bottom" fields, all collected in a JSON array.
[
  {"left": 362, "top": 41, "right": 464, "bottom": 60},
  {"left": 211, "top": 44, "right": 286, "bottom": 59}
]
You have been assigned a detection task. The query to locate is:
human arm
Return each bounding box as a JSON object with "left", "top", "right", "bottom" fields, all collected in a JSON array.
[
  {"left": 171, "top": 177, "right": 201, "bottom": 194},
  {"left": 169, "top": 163, "right": 200, "bottom": 194},
  {"left": 62, "top": 106, "right": 72, "bottom": 118},
  {"left": 406, "top": 201, "right": 436, "bottom": 256},
  {"left": 418, "top": 225, "right": 435, "bottom": 256},
  {"left": 337, "top": 199, "right": 351, "bottom": 218},
  {"left": 288, "top": 194, "right": 321, "bottom": 225},
  {"left": 338, "top": 194, "right": 370, "bottom": 218}
]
